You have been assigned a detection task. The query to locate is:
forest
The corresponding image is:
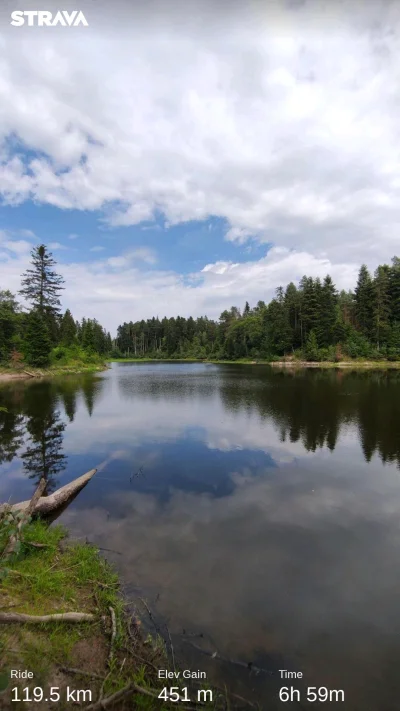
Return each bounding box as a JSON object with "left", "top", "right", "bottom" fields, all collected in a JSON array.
[
  {"left": 0, "top": 244, "right": 111, "bottom": 368},
  {"left": 115, "top": 257, "right": 400, "bottom": 362}
]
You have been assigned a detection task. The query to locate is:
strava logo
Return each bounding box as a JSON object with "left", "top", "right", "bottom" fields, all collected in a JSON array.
[{"left": 10, "top": 10, "right": 89, "bottom": 27}]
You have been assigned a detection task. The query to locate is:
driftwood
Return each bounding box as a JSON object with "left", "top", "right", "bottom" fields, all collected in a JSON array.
[
  {"left": 1, "top": 469, "right": 97, "bottom": 518},
  {"left": 0, "top": 612, "right": 95, "bottom": 624}
]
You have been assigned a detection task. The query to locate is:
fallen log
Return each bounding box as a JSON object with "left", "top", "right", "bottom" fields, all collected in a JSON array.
[
  {"left": 0, "top": 469, "right": 97, "bottom": 518},
  {"left": 0, "top": 612, "right": 95, "bottom": 624}
]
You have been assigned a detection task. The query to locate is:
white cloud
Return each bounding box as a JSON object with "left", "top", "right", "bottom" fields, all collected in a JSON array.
[
  {"left": 1, "top": 0, "right": 400, "bottom": 326},
  {"left": 128, "top": 247, "right": 157, "bottom": 264},
  {"left": 90, "top": 245, "right": 105, "bottom": 252},
  {"left": 0, "top": 0, "right": 399, "bottom": 272},
  {"left": 1, "top": 239, "right": 32, "bottom": 256},
  {"left": 48, "top": 241, "right": 67, "bottom": 250}
]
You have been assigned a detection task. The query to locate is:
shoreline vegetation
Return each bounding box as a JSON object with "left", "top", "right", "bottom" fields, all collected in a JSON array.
[
  {"left": 0, "top": 362, "right": 109, "bottom": 383},
  {"left": 108, "top": 356, "right": 400, "bottom": 369},
  {"left": 2, "top": 356, "right": 400, "bottom": 383},
  {"left": 1, "top": 244, "right": 112, "bottom": 380},
  {"left": 0, "top": 473, "right": 246, "bottom": 711},
  {"left": 113, "top": 258, "right": 400, "bottom": 365}
]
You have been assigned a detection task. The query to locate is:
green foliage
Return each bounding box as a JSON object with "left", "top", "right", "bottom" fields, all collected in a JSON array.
[
  {"left": 50, "top": 344, "right": 105, "bottom": 367},
  {"left": 60, "top": 308, "right": 77, "bottom": 345},
  {"left": 24, "top": 309, "right": 52, "bottom": 367},
  {"left": 343, "top": 329, "right": 374, "bottom": 359},
  {"left": 2, "top": 244, "right": 111, "bottom": 372},
  {"left": 0, "top": 289, "right": 20, "bottom": 362},
  {"left": 115, "top": 255, "right": 400, "bottom": 363},
  {"left": 304, "top": 329, "right": 319, "bottom": 361},
  {"left": 354, "top": 264, "right": 374, "bottom": 336}
]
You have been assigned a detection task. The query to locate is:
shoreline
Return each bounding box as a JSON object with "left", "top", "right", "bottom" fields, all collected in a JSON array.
[
  {"left": 108, "top": 357, "right": 400, "bottom": 369},
  {"left": 2, "top": 359, "right": 399, "bottom": 382},
  {"left": 0, "top": 520, "right": 217, "bottom": 710},
  {"left": 0, "top": 363, "right": 109, "bottom": 384}
]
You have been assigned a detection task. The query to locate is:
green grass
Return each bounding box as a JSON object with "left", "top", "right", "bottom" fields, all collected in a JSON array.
[{"left": 0, "top": 520, "right": 219, "bottom": 710}]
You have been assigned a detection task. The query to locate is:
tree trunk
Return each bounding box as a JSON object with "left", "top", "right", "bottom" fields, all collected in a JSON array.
[{"left": 1, "top": 469, "right": 97, "bottom": 518}]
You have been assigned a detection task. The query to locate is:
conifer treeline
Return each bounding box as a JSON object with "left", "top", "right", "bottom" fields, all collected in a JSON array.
[
  {"left": 0, "top": 244, "right": 111, "bottom": 367},
  {"left": 115, "top": 257, "right": 400, "bottom": 361}
]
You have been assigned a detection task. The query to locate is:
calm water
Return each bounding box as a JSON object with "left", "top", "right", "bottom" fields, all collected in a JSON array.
[{"left": 1, "top": 363, "right": 400, "bottom": 709}]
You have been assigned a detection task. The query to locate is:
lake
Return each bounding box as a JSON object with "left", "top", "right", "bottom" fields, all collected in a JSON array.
[{"left": 1, "top": 362, "right": 400, "bottom": 709}]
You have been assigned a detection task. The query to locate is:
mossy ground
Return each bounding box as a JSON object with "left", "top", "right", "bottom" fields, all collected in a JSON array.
[{"left": 0, "top": 521, "right": 215, "bottom": 710}]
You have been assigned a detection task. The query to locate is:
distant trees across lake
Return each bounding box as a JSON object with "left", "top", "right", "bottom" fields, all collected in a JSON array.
[{"left": 115, "top": 258, "right": 400, "bottom": 362}]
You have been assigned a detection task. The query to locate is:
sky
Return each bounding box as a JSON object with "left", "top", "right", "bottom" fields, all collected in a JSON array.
[{"left": 1, "top": 0, "right": 400, "bottom": 333}]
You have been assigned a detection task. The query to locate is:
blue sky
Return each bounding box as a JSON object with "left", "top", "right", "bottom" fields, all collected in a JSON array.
[
  {"left": 2, "top": 202, "right": 267, "bottom": 275},
  {"left": 1, "top": 0, "right": 400, "bottom": 332}
]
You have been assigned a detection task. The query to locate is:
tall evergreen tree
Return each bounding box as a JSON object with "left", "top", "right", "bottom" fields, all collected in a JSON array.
[
  {"left": 19, "top": 244, "right": 65, "bottom": 315},
  {"left": 372, "top": 265, "right": 391, "bottom": 350},
  {"left": 318, "top": 275, "right": 338, "bottom": 347},
  {"left": 354, "top": 264, "right": 374, "bottom": 336},
  {"left": 389, "top": 256, "right": 400, "bottom": 322}
]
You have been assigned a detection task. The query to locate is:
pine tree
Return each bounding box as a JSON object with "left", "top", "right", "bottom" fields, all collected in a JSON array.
[
  {"left": 60, "top": 309, "right": 77, "bottom": 346},
  {"left": 285, "top": 282, "right": 301, "bottom": 347},
  {"left": 372, "top": 265, "right": 391, "bottom": 350},
  {"left": 389, "top": 256, "right": 400, "bottom": 322},
  {"left": 19, "top": 244, "right": 64, "bottom": 315},
  {"left": 299, "top": 277, "right": 319, "bottom": 343},
  {"left": 387, "top": 321, "right": 400, "bottom": 360},
  {"left": 354, "top": 264, "right": 374, "bottom": 336},
  {"left": 24, "top": 310, "right": 51, "bottom": 367},
  {"left": 318, "top": 275, "right": 338, "bottom": 347}
]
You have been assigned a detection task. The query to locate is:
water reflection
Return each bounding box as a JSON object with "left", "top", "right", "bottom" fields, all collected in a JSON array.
[
  {"left": 2, "top": 364, "right": 400, "bottom": 709},
  {"left": 0, "top": 374, "right": 103, "bottom": 496}
]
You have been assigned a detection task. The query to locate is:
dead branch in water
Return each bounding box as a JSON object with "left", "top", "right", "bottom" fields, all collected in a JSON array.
[
  {"left": 182, "top": 640, "right": 273, "bottom": 676},
  {"left": 0, "top": 611, "right": 95, "bottom": 624}
]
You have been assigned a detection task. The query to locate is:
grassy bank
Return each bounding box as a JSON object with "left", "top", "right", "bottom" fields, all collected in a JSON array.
[
  {"left": 0, "top": 362, "right": 109, "bottom": 383},
  {"left": 0, "top": 520, "right": 216, "bottom": 710}
]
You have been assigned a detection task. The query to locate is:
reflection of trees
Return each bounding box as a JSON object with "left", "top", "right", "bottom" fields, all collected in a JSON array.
[
  {"left": 1, "top": 374, "right": 105, "bottom": 493},
  {"left": 58, "top": 381, "right": 77, "bottom": 422},
  {"left": 219, "top": 368, "right": 400, "bottom": 466},
  {"left": 21, "top": 385, "right": 66, "bottom": 495},
  {"left": 0, "top": 407, "right": 24, "bottom": 464},
  {"left": 81, "top": 375, "right": 102, "bottom": 417}
]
